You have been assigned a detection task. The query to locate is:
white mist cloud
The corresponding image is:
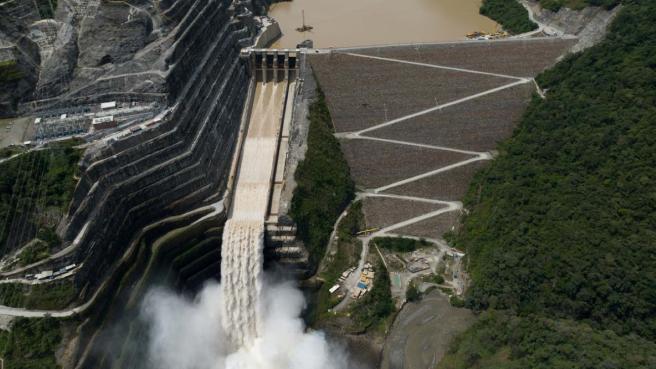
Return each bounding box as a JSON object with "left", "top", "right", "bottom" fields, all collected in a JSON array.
[{"left": 141, "top": 278, "right": 350, "bottom": 369}]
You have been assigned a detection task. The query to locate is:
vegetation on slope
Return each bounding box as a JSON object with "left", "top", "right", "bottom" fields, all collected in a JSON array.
[
  {"left": 309, "top": 201, "right": 364, "bottom": 324},
  {"left": 290, "top": 89, "right": 355, "bottom": 267},
  {"left": 0, "top": 146, "right": 25, "bottom": 159},
  {"left": 36, "top": 0, "right": 58, "bottom": 19},
  {"left": 540, "top": 0, "right": 620, "bottom": 12},
  {"left": 0, "top": 280, "right": 76, "bottom": 310},
  {"left": 0, "top": 317, "right": 62, "bottom": 369},
  {"left": 308, "top": 202, "right": 394, "bottom": 332},
  {"left": 17, "top": 239, "right": 50, "bottom": 266},
  {"left": 438, "top": 311, "right": 656, "bottom": 369},
  {"left": 373, "top": 237, "right": 430, "bottom": 252},
  {"left": 480, "top": 0, "right": 538, "bottom": 34},
  {"left": 0, "top": 139, "right": 82, "bottom": 256},
  {"left": 350, "top": 258, "right": 394, "bottom": 332},
  {"left": 459, "top": 0, "right": 656, "bottom": 338},
  {"left": 0, "top": 60, "right": 24, "bottom": 83},
  {"left": 443, "top": 1, "right": 656, "bottom": 366}
]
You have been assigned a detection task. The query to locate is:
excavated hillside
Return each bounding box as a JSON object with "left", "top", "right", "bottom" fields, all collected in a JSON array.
[{"left": 0, "top": 1, "right": 308, "bottom": 367}]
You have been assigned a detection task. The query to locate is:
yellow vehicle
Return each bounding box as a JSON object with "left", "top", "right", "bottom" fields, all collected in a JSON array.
[{"left": 356, "top": 228, "right": 379, "bottom": 236}]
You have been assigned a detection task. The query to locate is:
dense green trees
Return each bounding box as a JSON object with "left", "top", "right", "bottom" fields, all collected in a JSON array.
[
  {"left": 480, "top": 0, "right": 537, "bottom": 34},
  {"left": 351, "top": 260, "right": 394, "bottom": 330},
  {"left": 406, "top": 282, "right": 421, "bottom": 302},
  {"left": 35, "top": 0, "right": 57, "bottom": 19},
  {"left": 0, "top": 280, "right": 76, "bottom": 309},
  {"left": 444, "top": 1, "right": 656, "bottom": 367},
  {"left": 540, "top": 0, "right": 620, "bottom": 12},
  {"left": 0, "top": 60, "right": 24, "bottom": 83},
  {"left": 310, "top": 201, "right": 363, "bottom": 324},
  {"left": 290, "top": 89, "right": 355, "bottom": 267},
  {"left": 0, "top": 139, "right": 82, "bottom": 255},
  {"left": 373, "top": 237, "right": 430, "bottom": 252},
  {"left": 439, "top": 312, "right": 656, "bottom": 369},
  {"left": 0, "top": 318, "right": 62, "bottom": 369}
]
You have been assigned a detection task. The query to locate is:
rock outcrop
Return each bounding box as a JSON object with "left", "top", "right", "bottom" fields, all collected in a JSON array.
[
  {"left": 525, "top": 0, "right": 621, "bottom": 52},
  {"left": 60, "top": 0, "right": 253, "bottom": 301}
]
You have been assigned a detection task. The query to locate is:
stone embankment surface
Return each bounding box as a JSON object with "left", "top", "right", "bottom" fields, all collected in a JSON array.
[
  {"left": 312, "top": 38, "right": 574, "bottom": 242},
  {"left": 311, "top": 37, "right": 576, "bottom": 364}
]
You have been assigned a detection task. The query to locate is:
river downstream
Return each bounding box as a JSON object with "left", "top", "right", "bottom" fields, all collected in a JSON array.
[{"left": 269, "top": 0, "right": 498, "bottom": 48}]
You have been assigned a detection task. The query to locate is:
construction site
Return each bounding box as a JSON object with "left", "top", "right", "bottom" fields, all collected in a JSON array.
[{"left": 0, "top": 0, "right": 623, "bottom": 368}]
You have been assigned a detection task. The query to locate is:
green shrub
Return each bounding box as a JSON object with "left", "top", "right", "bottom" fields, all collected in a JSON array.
[
  {"left": 449, "top": 295, "right": 465, "bottom": 308},
  {"left": 432, "top": 274, "right": 445, "bottom": 285},
  {"left": 17, "top": 240, "right": 50, "bottom": 266},
  {"left": 309, "top": 201, "right": 364, "bottom": 325},
  {"left": 406, "top": 282, "right": 421, "bottom": 302},
  {"left": 0, "top": 139, "right": 81, "bottom": 254},
  {"left": 0, "top": 280, "right": 76, "bottom": 310},
  {"left": 37, "top": 227, "right": 60, "bottom": 248},
  {"left": 0, "top": 60, "right": 24, "bottom": 82},
  {"left": 351, "top": 261, "right": 394, "bottom": 329},
  {"left": 372, "top": 237, "right": 430, "bottom": 252}
]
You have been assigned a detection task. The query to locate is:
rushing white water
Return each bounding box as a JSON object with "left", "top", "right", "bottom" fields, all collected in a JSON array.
[
  {"left": 220, "top": 220, "right": 265, "bottom": 347},
  {"left": 142, "top": 280, "right": 350, "bottom": 369},
  {"left": 219, "top": 82, "right": 286, "bottom": 347},
  {"left": 139, "top": 83, "right": 350, "bottom": 369}
]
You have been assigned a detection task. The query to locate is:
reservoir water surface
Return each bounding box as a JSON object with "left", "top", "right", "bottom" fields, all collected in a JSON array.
[{"left": 269, "top": 0, "right": 499, "bottom": 48}]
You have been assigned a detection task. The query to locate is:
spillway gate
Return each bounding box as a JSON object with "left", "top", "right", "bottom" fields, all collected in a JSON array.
[{"left": 240, "top": 48, "right": 302, "bottom": 82}]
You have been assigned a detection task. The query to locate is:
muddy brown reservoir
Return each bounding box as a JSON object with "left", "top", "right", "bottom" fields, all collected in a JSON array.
[{"left": 269, "top": 0, "right": 498, "bottom": 48}]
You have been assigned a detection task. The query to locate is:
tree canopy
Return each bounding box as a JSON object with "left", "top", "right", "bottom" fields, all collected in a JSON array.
[{"left": 444, "top": 1, "right": 656, "bottom": 367}]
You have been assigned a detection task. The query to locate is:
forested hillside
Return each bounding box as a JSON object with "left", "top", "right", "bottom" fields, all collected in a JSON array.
[
  {"left": 439, "top": 312, "right": 656, "bottom": 369},
  {"left": 444, "top": 0, "right": 656, "bottom": 366},
  {"left": 0, "top": 140, "right": 82, "bottom": 255},
  {"left": 291, "top": 89, "right": 355, "bottom": 267}
]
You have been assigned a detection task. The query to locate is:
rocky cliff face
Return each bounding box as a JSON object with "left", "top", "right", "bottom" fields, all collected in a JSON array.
[
  {"left": 0, "top": 1, "right": 41, "bottom": 116},
  {"left": 59, "top": 0, "right": 255, "bottom": 301}
]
